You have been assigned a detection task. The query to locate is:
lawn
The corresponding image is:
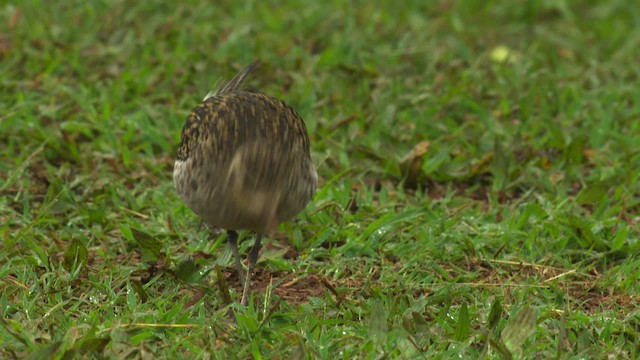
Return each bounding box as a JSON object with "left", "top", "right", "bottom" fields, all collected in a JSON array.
[{"left": 1, "top": 0, "right": 639, "bottom": 358}]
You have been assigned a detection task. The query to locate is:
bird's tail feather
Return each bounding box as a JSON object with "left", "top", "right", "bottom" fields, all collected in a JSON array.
[{"left": 217, "top": 61, "right": 260, "bottom": 95}]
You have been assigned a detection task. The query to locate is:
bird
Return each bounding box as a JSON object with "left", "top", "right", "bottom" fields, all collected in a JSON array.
[{"left": 173, "top": 62, "right": 317, "bottom": 305}]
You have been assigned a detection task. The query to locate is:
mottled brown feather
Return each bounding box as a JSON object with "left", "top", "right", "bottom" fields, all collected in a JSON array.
[{"left": 173, "top": 63, "right": 316, "bottom": 234}]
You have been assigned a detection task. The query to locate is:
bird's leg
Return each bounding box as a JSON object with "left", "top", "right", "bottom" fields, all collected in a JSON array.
[
  {"left": 241, "top": 233, "right": 263, "bottom": 306},
  {"left": 226, "top": 230, "right": 245, "bottom": 285}
]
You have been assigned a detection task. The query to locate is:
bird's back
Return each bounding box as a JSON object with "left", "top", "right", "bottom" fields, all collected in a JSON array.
[{"left": 173, "top": 64, "right": 317, "bottom": 233}]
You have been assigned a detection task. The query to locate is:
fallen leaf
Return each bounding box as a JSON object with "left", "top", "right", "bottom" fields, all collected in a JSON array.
[{"left": 399, "top": 141, "right": 430, "bottom": 190}]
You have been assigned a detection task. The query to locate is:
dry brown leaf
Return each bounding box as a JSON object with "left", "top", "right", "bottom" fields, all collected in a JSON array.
[{"left": 399, "top": 141, "right": 430, "bottom": 190}]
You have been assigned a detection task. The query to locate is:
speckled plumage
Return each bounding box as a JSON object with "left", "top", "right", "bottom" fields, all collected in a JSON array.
[{"left": 173, "top": 62, "right": 317, "bottom": 304}]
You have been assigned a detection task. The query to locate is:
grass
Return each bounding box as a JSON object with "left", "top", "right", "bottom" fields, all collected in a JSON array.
[{"left": 1, "top": 0, "right": 640, "bottom": 358}]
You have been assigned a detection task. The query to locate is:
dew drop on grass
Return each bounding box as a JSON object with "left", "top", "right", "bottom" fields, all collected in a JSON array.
[{"left": 373, "top": 226, "right": 389, "bottom": 239}]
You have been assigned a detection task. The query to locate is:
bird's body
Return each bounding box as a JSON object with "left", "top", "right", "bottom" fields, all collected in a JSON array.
[
  {"left": 173, "top": 63, "right": 316, "bottom": 304},
  {"left": 173, "top": 92, "right": 316, "bottom": 233}
]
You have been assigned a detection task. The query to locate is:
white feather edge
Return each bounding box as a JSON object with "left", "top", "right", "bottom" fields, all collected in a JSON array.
[
  {"left": 203, "top": 76, "right": 225, "bottom": 101},
  {"left": 203, "top": 90, "right": 216, "bottom": 101}
]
